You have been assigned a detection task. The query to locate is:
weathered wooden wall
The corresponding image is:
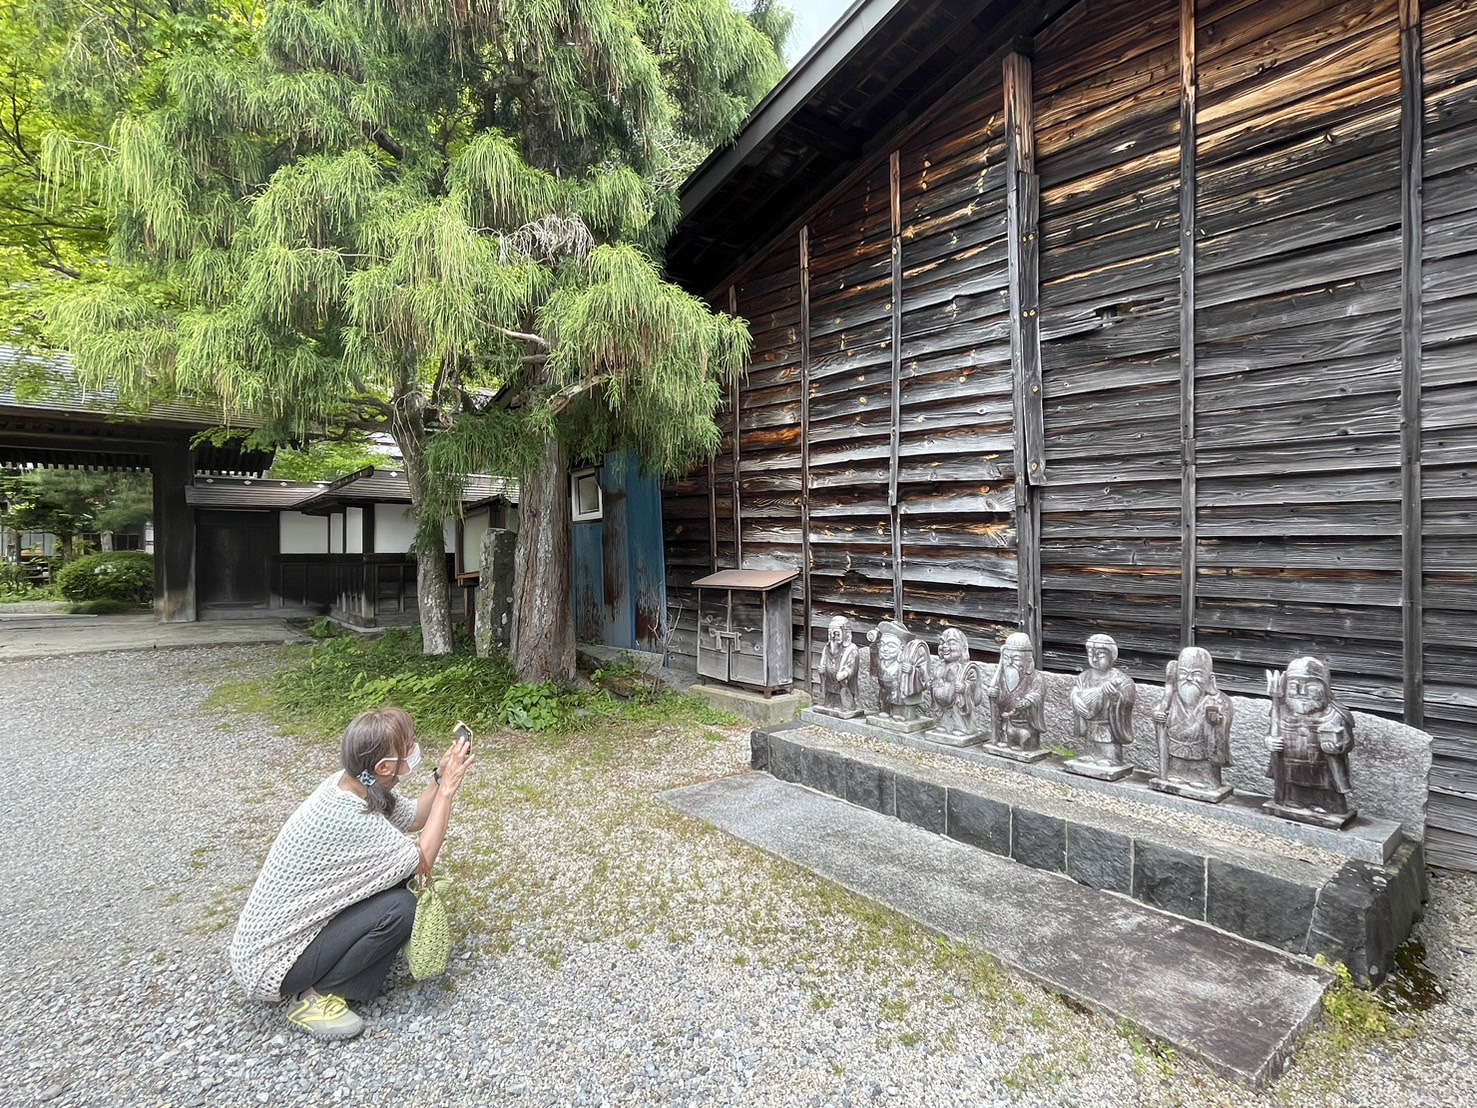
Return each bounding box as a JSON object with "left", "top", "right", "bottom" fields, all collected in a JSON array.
[
  {"left": 1034, "top": 0, "right": 1186, "bottom": 675},
  {"left": 1421, "top": 0, "right": 1477, "bottom": 869},
  {"left": 662, "top": 0, "right": 1477, "bottom": 868}
]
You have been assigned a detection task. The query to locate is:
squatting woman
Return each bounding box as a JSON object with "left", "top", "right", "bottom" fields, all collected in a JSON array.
[{"left": 229, "top": 706, "right": 474, "bottom": 1040}]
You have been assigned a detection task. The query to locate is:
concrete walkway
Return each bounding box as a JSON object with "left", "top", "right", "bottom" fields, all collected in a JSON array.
[
  {"left": 664, "top": 772, "right": 1334, "bottom": 1088},
  {"left": 0, "top": 610, "right": 309, "bottom": 659}
]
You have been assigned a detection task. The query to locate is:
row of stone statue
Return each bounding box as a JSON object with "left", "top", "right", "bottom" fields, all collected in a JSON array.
[{"left": 814, "top": 617, "right": 1356, "bottom": 830}]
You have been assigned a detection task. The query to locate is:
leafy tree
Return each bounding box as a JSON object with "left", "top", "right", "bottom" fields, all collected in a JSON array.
[
  {"left": 43, "top": 0, "right": 786, "bottom": 677},
  {"left": 0, "top": 468, "right": 152, "bottom": 560},
  {"left": 269, "top": 438, "right": 394, "bottom": 483},
  {"left": 0, "top": 1, "right": 257, "bottom": 359}
]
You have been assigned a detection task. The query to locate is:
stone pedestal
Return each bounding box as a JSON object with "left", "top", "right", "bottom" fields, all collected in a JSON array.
[
  {"left": 1063, "top": 758, "right": 1133, "bottom": 782},
  {"left": 1151, "top": 777, "right": 1233, "bottom": 803},
  {"left": 867, "top": 713, "right": 934, "bottom": 734},
  {"left": 1263, "top": 801, "right": 1358, "bottom": 830},
  {"left": 692, "top": 683, "right": 809, "bottom": 728},
  {"left": 924, "top": 728, "right": 985, "bottom": 748},
  {"left": 813, "top": 705, "right": 864, "bottom": 721},
  {"left": 982, "top": 742, "right": 1051, "bottom": 764}
]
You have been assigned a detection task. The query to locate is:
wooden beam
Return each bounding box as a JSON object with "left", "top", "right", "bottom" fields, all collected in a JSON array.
[
  {"left": 889, "top": 148, "right": 904, "bottom": 621},
  {"left": 1178, "top": 0, "right": 1198, "bottom": 649},
  {"left": 800, "top": 224, "right": 814, "bottom": 690},
  {"left": 1004, "top": 50, "right": 1043, "bottom": 655},
  {"left": 1400, "top": 0, "right": 1424, "bottom": 727},
  {"left": 729, "top": 284, "right": 743, "bottom": 569}
]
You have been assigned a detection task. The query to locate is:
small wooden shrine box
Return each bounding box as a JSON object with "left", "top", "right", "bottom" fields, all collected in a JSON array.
[{"left": 691, "top": 568, "right": 798, "bottom": 694}]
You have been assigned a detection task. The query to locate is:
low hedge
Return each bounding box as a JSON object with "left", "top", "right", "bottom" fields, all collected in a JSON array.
[{"left": 55, "top": 551, "right": 154, "bottom": 603}]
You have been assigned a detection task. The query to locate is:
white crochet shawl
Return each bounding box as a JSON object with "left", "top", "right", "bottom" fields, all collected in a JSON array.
[{"left": 229, "top": 773, "right": 422, "bottom": 1002}]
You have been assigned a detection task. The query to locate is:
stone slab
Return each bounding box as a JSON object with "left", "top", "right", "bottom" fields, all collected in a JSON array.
[
  {"left": 761, "top": 722, "right": 1426, "bottom": 983},
  {"left": 797, "top": 710, "right": 1403, "bottom": 864},
  {"left": 0, "top": 614, "right": 309, "bottom": 659},
  {"left": 692, "top": 684, "right": 808, "bottom": 728},
  {"left": 663, "top": 772, "right": 1332, "bottom": 1087}
]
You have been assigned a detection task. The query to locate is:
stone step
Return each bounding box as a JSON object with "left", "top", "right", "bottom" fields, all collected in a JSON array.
[
  {"left": 757, "top": 720, "right": 1427, "bottom": 985},
  {"left": 663, "top": 771, "right": 1334, "bottom": 1088}
]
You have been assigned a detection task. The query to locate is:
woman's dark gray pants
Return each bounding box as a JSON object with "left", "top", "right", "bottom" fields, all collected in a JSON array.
[{"left": 280, "top": 885, "right": 416, "bottom": 1003}]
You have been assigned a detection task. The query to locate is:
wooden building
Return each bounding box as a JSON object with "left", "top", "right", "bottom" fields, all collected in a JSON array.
[{"left": 662, "top": 0, "right": 1477, "bottom": 869}]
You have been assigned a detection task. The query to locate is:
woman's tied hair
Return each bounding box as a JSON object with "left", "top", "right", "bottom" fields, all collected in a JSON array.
[{"left": 341, "top": 706, "right": 416, "bottom": 818}]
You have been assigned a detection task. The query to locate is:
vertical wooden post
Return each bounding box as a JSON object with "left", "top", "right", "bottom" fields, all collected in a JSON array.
[
  {"left": 1004, "top": 51, "right": 1043, "bottom": 655},
  {"left": 706, "top": 456, "right": 717, "bottom": 571},
  {"left": 1400, "top": 0, "right": 1425, "bottom": 727},
  {"left": 729, "top": 284, "right": 744, "bottom": 569},
  {"left": 151, "top": 441, "right": 196, "bottom": 623},
  {"left": 800, "top": 226, "right": 814, "bottom": 691},
  {"left": 889, "top": 149, "right": 905, "bottom": 621},
  {"left": 1178, "top": 0, "right": 1199, "bottom": 648}
]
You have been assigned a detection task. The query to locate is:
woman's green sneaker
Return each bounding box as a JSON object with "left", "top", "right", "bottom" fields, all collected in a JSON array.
[{"left": 286, "top": 993, "right": 364, "bottom": 1041}]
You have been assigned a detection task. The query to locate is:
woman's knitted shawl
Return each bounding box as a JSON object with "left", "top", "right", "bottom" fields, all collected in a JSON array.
[{"left": 229, "top": 773, "right": 422, "bottom": 1002}]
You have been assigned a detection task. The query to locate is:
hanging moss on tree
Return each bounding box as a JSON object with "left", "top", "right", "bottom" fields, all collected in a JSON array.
[{"left": 40, "top": 0, "right": 789, "bottom": 675}]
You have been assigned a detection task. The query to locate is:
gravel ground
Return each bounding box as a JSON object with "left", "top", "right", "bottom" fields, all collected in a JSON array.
[{"left": 3, "top": 644, "right": 1476, "bottom": 1108}]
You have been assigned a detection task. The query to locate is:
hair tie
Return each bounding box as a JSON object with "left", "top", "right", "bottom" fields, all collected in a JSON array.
[{"left": 357, "top": 769, "right": 377, "bottom": 787}]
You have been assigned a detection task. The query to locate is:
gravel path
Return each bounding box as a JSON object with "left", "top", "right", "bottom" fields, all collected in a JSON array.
[{"left": 3, "top": 645, "right": 1475, "bottom": 1108}]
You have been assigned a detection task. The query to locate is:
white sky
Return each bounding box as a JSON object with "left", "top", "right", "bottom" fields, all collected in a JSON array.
[{"left": 785, "top": 0, "right": 854, "bottom": 65}]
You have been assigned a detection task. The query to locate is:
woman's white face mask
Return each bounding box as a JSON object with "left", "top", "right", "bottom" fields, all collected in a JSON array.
[{"left": 400, "top": 744, "right": 422, "bottom": 775}]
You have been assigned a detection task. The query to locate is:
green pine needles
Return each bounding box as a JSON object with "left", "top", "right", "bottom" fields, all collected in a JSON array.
[{"left": 36, "top": 0, "right": 788, "bottom": 669}]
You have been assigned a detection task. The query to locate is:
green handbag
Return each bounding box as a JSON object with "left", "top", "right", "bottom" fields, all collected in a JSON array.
[{"left": 406, "top": 874, "right": 452, "bottom": 981}]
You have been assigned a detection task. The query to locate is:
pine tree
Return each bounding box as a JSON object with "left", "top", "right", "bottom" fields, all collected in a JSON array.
[{"left": 42, "top": 0, "right": 786, "bottom": 672}]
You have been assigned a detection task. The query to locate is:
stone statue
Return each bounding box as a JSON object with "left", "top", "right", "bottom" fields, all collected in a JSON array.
[
  {"left": 923, "top": 628, "right": 985, "bottom": 746},
  {"left": 983, "top": 632, "right": 1048, "bottom": 761},
  {"left": 1264, "top": 657, "right": 1357, "bottom": 828},
  {"left": 814, "top": 615, "right": 862, "bottom": 719},
  {"left": 1151, "top": 646, "right": 1233, "bottom": 802},
  {"left": 866, "top": 619, "right": 932, "bottom": 733},
  {"left": 1064, "top": 633, "right": 1136, "bottom": 781}
]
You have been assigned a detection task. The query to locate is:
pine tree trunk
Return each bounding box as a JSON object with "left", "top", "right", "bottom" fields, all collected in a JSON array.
[
  {"left": 393, "top": 415, "right": 455, "bottom": 656},
  {"left": 512, "top": 437, "right": 575, "bottom": 683}
]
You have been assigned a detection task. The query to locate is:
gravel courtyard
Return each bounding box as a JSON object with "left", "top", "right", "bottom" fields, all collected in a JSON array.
[{"left": 3, "top": 644, "right": 1475, "bottom": 1108}]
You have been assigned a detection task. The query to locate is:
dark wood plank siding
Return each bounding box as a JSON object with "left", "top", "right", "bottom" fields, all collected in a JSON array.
[
  {"left": 1034, "top": 0, "right": 1186, "bottom": 675},
  {"left": 896, "top": 74, "right": 1019, "bottom": 647},
  {"left": 806, "top": 162, "right": 898, "bottom": 650},
  {"left": 1420, "top": 0, "right": 1477, "bottom": 870},
  {"left": 1193, "top": 0, "right": 1406, "bottom": 709}
]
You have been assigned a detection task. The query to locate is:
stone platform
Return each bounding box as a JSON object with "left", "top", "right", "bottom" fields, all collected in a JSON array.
[
  {"left": 759, "top": 720, "right": 1427, "bottom": 985},
  {"left": 664, "top": 772, "right": 1333, "bottom": 1087}
]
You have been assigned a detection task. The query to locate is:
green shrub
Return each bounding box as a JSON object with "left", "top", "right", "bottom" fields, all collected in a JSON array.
[
  {"left": 55, "top": 551, "right": 154, "bottom": 603},
  {"left": 67, "top": 598, "right": 140, "bottom": 615}
]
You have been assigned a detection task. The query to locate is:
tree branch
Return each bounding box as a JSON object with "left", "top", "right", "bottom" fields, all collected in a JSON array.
[
  {"left": 548, "top": 374, "right": 607, "bottom": 416},
  {"left": 491, "top": 323, "right": 550, "bottom": 349}
]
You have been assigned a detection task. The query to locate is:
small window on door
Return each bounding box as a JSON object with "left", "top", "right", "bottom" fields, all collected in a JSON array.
[{"left": 570, "top": 467, "right": 603, "bottom": 522}]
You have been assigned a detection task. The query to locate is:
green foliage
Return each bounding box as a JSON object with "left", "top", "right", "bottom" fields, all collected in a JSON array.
[
  {"left": 498, "top": 682, "right": 567, "bottom": 732},
  {"left": 0, "top": 562, "right": 56, "bottom": 600},
  {"left": 33, "top": 0, "right": 787, "bottom": 670},
  {"left": 54, "top": 550, "right": 153, "bottom": 602},
  {"left": 67, "top": 597, "right": 142, "bottom": 614},
  {"left": 269, "top": 440, "right": 390, "bottom": 483},
  {"left": 1316, "top": 958, "right": 1397, "bottom": 1045}
]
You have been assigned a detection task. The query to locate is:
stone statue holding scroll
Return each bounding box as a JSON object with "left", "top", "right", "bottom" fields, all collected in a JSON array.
[
  {"left": 866, "top": 619, "right": 932, "bottom": 731},
  {"left": 1264, "top": 656, "right": 1357, "bottom": 828},
  {"left": 925, "top": 627, "right": 985, "bottom": 744},
  {"left": 984, "top": 632, "right": 1047, "bottom": 759},
  {"left": 1065, "top": 633, "right": 1136, "bottom": 781},
  {"left": 814, "top": 615, "right": 862, "bottom": 718},
  {"left": 1151, "top": 646, "right": 1233, "bottom": 802}
]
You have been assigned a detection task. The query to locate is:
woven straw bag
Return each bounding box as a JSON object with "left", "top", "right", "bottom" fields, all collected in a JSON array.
[{"left": 406, "top": 875, "right": 451, "bottom": 981}]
